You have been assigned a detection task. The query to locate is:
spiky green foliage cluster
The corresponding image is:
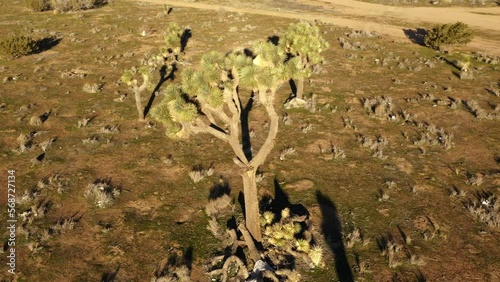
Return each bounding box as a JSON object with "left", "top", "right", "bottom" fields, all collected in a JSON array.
[
  {"left": 424, "top": 22, "right": 474, "bottom": 50},
  {"left": 262, "top": 208, "right": 301, "bottom": 248},
  {"left": 260, "top": 208, "right": 324, "bottom": 267},
  {"left": 0, "top": 34, "right": 37, "bottom": 60},
  {"left": 281, "top": 21, "right": 329, "bottom": 69},
  {"left": 240, "top": 41, "right": 301, "bottom": 90},
  {"left": 151, "top": 85, "right": 184, "bottom": 137},
  {"left": 152, "top": 38, "right": 302, "bottom": 139},
  {"left": 163, "top": 22, "right": 184, "bottom": 54},
  {"left": 182, "top": 51, "right": 230, "bottom": 108}
]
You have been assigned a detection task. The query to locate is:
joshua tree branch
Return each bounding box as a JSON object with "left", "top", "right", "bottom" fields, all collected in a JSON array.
[
  {"left": 250, "top": 89, "right": 279, "bottom": 168},
  {"left": 238, "top": 222, "right": 261, "bottom": 263}
]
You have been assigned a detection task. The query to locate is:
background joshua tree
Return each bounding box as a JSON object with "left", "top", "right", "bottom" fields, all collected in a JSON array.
[
  {"left": 121, "top": 23, "right": 187, "bottom": 121},
  {"left": 281, "top": 21, "right": 329, "bottom": 100},
  {"left": 152, "top": 38, "right": 302, "bottom": 242}
]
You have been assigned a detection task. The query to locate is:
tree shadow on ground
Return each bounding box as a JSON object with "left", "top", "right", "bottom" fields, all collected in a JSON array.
[
  {"left": 181, "top": 29, "right": 192, "bottom": 53},
  {"left": 34, "top": 37, "right": 62, "bottom": 54},
  {"left": 315, "top": 190, "right": 354, "bottom": 282},
  {"left": 261, "top": 179, "right": 309, "bottom": 221},
  {"left": 153, "top": 246, "right": 193, "bottom": 278},
  {"left": 402, "top": 28, "right": 428, "bottom": 46},
  {"left": 143, "top": 63, "right": 177, "bottom": 119}
]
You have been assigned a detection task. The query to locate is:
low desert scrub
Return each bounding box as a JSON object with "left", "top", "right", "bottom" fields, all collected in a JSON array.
[
  {"left": 420, "top": 216, "right": 447, "bottom": 241},
  {"left": 0, "top": 34, "right": 37, "bottom": 60},
  {"left": 319, "top": 142, "right": 346, "bottom": 160},
  {"left": 357, "top": 134, "right": 388, "bottom": 159},
  {"left": 341, "top": 116, "right": 356, "bottom": 130},
  {"left": 486, "top": 84, "right": 500, "bottom": 97},
  {"left": 30, "top": 116, "right": 43, "bottom": 126},
  {"left": 61, "top": 69, "right": 87, "bottom": 79},
  {"left": 282, "top": 112, "right": 293, "bottom": 125},
  {"left": 377, "top": 234, "right": 405, "bottom": 268},
  {"left": 84, "top": 179, "right": 121, "bottom": 208},
  {"left": 77, "top": 117, "right": 92, "bottom": 128},
  {"left": 29, "top": 111, "right": 50, "bottom": 126},
  {"left": 353, "top": 255, "right": 371, "bottom": 275},
  {"left": 464, "top": 191, "right": 499, "bottom": 228},
  {"left": 412, "top": 122, "right": 454, "bottom": 150},
  {"left": 161, "top": 154, "right": 174, "bottom": 166},
  {"left": 466, "top": 172, "right": 484, "bottom": 186},
  {"left": 14, "top": 132, "right": 34, "bottom": 153},
  {"left": 448, "top": 185, "right": 466, "bottom": 197},
  {"left": 25, "top": 0, "right": 50, "bottom": 11},
  {"left": 49, "top": 217, "right": 78, "bottom": 234},
  {"left": 377, "top": 189, "right": 390, "bottom": 201},
  {"left": 279, "top": 147, "right": 296, "bottom": 161},
  {"left": 37, "top": 174, "right": 68, "bottom": 194},
  {"left": 99, "top": 124, "right": 119, "bottom": 134},
  {"left": 40, "top": 137, "right": 56, "bottom": 152},
  {"left": 301, "top": 122, "right": 313, "bottom": 133},
  {"left": 152, "top": 249, "right": 192, "bottom": 282},
  {"left": 346, "top": 228, "right": 370, "bottom": 248},
  {"left": 82, "top": 82, "right": 103, "bottom": 94},
  {"left": 205, "top": 194, "right": 233, "bottom": 218},
  {"left": 188, "top": 165, "right": 214, "bottom": 183},
  {"left": 362, "top": 96, "right": 396, "bottom": 120},
  {"left": 18, "top": 200, "right": 52, "bottom": 224},
  {"left": 463, "top": 100, "right": 499, "bottom": 120},
  {"left": 82, "top": 135, "right": 99, "bottom": 144},
  {"left": 424, "top": 22, "right": 474, "bottom": 50},
  {"left": 26, "top": 0, "right": 105, "bottom": 12}
]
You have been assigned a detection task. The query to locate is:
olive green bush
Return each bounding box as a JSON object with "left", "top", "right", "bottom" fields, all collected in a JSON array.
[
  {"left": 25, "top": 0, "right": 49, "bottom": 12},
  {"left": 0, "top": 34, "right": 37, "bottom": 60},
  {"left": 25, "top": 0, "right": 105, "bottom": 12},
  {"left": 424, "top": 22, "right": 474, "bottom": 50}
]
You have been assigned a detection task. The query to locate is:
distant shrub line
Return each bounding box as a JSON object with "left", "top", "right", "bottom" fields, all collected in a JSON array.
[{"left": 25, "top": 0, "right": 107, "bottom": 12}]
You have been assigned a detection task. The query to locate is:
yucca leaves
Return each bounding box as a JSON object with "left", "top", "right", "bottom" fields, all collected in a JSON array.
[
  {"left": 282, "top": 21, "right": 329, "bottom": 68},
  {"left": 168, "top": 97, "right": 198, "bottom": 123}
]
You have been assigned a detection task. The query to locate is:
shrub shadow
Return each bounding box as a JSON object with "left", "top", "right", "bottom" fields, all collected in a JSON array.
[
  {"left": 209, "top": 179, "right": 231, "bottom": 199},
  {"left": 101, "top": 266, "right": 120, "bottom": 282},
  {"left": 34, "top": 37, "right": 62, "bottom": 54},
  {"left": 315, "top": 190, "right": 354, "bottom": 282},
  {"left": 402, "top": 28, "right": 427, "bottom": 46}
]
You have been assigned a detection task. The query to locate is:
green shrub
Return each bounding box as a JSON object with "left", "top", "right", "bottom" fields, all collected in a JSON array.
[
  {"left": 50, "top": 0, "right": 98, "bottom": 11},
  {"left": 424, "top": 22, "right": 474, "bottom": 50},
  {"left": 0, "top": 34, "right": 38, "bottom": 60},
  {"left": 25, "top": 0, "right": 49, "bottom": 12}
]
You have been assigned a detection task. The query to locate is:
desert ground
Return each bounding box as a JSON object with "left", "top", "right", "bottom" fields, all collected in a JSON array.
[{"left": 1, "top": 0, "right": 499, "bottom": 281}]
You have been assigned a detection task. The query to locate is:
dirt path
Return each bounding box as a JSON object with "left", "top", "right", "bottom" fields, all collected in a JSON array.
[{"left": 133, "top": 0, "right": 500, "bottom": 55}]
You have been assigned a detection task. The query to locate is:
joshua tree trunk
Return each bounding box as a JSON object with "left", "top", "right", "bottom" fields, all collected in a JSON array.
[
  {"left": 134, "top": 89, "right": 145, "bottom": 121},
  {"left": 241, "top": 168, "right": 261, "bottom": 242},
  {"left": 239, "top": 88, "right": 279, "bottom": 242},
  {"left": 295, "top": 77, "right": 304, "bottom": 99}
]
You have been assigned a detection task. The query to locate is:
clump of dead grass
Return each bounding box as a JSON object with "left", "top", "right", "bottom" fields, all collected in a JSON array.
[{"left": 84, "top": 179, "right": 121, "bottom": 208}]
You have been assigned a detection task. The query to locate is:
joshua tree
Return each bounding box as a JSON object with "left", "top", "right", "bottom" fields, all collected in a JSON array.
[
  {"left": 122, "top": 23, "right": 187, "bottom": 121},
  {"left": 152, "top": 40, "right": 302, "bottom": 242},
  {"left": 281, "top": 21, "right": 329, "bottom": 100},
  {"left": 121, "top": 56, "right": 159, "bottom": 121}
]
